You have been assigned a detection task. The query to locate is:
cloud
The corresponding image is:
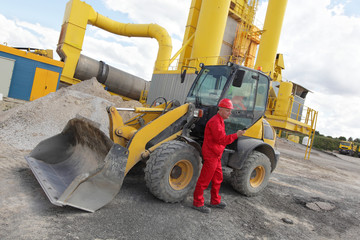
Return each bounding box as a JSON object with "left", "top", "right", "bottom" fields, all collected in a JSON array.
[
  {"left": 306, "top": 93, "right": 360, "bottom": 139},
  {"left": 280, "top": 0, "right": 360, "bottom": 96},
  {"left": 257, "top": 0, "right": 360, "bottom": 139},
  {"left": 0, "top": 15, "right": 59, "bottom": 52},
  {"left": 103, "top": 0, "right": 191, "bottom": 40}
]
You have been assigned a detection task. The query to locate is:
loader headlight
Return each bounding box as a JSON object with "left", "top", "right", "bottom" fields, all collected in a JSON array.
[{"left": 193, "top": 109, "right": 203, "bottom": 118}]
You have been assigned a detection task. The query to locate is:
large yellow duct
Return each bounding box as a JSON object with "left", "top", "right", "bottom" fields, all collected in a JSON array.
[
  {"left": 57, "top": 0, "right": 172, "bottom": 84},
  {"left": 274, "top": 81, "right": 293, "bottom": 117},
  {"left": 190, "top": 0, "right": 231, "bottom": 66},
  {"left": 255, "top": 0, "right": 287, "bottom": 79},
  {"left": 87, "top": 11, "right": 172, "bottom": 72},
  {"left": 178, "top": 0, "right": 202, "bottom": 68}
]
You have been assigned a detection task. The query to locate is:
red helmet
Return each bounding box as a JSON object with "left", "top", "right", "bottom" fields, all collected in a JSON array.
[{"left": 218, "top": 98, "right": 233, "bottom": 109}]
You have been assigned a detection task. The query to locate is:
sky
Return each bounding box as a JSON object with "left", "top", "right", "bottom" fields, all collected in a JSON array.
[{"left": 1, "top": 0, "right": 360, "bottom": 140}]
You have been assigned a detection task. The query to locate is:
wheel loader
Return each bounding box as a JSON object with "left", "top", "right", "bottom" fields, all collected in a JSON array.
[{"left": 25, "top": 62, "right": 279, "bottom": 212}]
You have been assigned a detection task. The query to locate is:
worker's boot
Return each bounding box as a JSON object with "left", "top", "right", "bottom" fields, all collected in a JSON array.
[
  {"left": 209, "top": 202, "right": 227, "bottom": 209},
  {"left": 192, "top": 205, "right": 211, "bottom": 213}
]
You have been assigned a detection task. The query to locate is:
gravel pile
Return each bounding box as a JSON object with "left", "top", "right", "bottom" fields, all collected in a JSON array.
[{"left": 0, "top": 78, "right": 142, "bottom": 150}]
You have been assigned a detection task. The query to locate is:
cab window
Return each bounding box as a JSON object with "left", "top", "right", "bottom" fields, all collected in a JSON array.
[
  {"left": 223, "top": 70, "right": 269, "bottom": 134},
  {"left": 186, "top": 66, "right": 231, "bottom": 106}
]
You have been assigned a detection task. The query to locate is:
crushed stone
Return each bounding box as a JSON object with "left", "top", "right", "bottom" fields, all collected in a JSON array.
[{"left": 0, "top": 78, "right": 143, "bottom": 150}]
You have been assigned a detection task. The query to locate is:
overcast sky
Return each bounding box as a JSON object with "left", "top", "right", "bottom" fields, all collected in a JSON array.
[{"left": 1, "top": 0, "right": 360, "bottom": 139}]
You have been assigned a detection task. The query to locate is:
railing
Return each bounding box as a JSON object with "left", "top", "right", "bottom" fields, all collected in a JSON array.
[
  {"left": 165, "top": 55, "right": 245, "bottom": 71},
  {"left": 267, "top": 96, "right": 317, "bottom": 127},
  {"left": 267, "top": 95, "right": 318, "bottom": 160},
  {"left": 288, "top": 97, "right": 317, "bottom": 127}
]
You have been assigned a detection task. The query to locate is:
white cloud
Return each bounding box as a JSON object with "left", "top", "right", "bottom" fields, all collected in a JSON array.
[
  {"left": 280, "top": 0, "right": 360, "bottom": 96},
  {"left": 103, "top": 0, "right": 191, "bottom": 39},
  {"left": 0, "top": 15, "right": 59, "bottom": 52},
  {"left": 306, "top": 93, "right": 360, "bottom": 139},
  {"left": 257, "top": 0, "right": 360, "bottom": 139}
]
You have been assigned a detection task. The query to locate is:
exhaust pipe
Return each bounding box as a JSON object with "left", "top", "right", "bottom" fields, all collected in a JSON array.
[{"left": 74, "top": 54, "right": 150, "bottom": 100}]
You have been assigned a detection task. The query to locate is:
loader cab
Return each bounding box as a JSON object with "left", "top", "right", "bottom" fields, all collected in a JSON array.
[{"left": 185, "top": 63, "right": 270, "bottom": 141}]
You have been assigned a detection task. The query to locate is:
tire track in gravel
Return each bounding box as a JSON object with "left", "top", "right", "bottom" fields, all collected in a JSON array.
[{"left": 0, "top": 142, "right": 53, "bottom": 240}]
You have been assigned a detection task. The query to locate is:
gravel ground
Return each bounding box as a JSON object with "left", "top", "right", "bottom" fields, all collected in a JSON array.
[{"left": 1, "top": 89, "right": 359, "bottom": 240}]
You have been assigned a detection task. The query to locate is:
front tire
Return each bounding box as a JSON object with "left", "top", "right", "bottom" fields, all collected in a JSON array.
[
  {"left": 144, "top": 140, "right": 201, "bottom": 202},
  {"left": 230, "top": 151, "right": 271, "bottom": 196}
]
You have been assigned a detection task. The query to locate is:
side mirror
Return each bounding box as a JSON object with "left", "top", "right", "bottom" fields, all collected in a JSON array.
[
  {"left": 181, "top": 69, "right": 187, "bottom": 83},
  {"left": 232, "top": 70, "right": 245, "bottom": 87}
]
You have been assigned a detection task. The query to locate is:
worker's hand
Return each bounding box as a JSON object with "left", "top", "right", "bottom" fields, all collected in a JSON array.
[{"left": 236, "top": 130, "right": 246, "bottom": 138}]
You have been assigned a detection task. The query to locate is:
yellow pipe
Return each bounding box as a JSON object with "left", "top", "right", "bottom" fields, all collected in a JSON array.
[
  {"left": 190, "top": 0, "right": 231, "bottom": 66},
  {"left": 255, "top": 0, "right": 287, "bottom": 79},
  {"left": 88, "top": 11, "right": 172, "bottom": 72},
  {"left": 57, "top": 0, "right": 172, "bottom": 84},
  {"left": 274, "top": 81, "right": 293, "bottom": 117},
  {"left": 179, "top": 0, "right": 202, "bottom": 68}
]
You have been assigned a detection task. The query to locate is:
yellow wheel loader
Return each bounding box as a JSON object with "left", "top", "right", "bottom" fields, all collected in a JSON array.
[{"left": 26, "top": 63, "right": 279, "bottom": 212}]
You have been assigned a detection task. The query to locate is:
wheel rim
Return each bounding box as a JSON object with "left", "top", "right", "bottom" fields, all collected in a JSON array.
[
  {"left": 249, "top": 166, "right": 265, "bottom": 188},
  {"left": 169, "top": 159, "right": 193, "bottom": 190}
]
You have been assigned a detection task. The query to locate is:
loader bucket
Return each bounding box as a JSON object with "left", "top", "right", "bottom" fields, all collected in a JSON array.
[{"left": 25, "top": 118, "right": 128, "bottom": 212}]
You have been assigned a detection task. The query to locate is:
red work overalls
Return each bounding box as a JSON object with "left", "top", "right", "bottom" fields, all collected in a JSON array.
[{"left": 193, "top": 114, "right": 238, "bottom": 207}]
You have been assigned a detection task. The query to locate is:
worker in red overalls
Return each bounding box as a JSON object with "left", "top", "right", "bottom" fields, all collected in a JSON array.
[{"left": 192, "top": 98, "right": 246, "bottom": 213}]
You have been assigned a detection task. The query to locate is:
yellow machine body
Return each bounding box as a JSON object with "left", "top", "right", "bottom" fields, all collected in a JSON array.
[
  {"left": 254, "top": 0, "right": 287, "bottom": 78},
  {"left": 108, "top": 104, "right": 190, "bottom": 173},
  {"left": 274, "top": 81, "right": 293, "bottom": 117},
  {"left": 178, "top": 0, "right": 260, "bottom": 71},
  {"left": 189, "top": 0, "right": 231, "bottom": 66}
]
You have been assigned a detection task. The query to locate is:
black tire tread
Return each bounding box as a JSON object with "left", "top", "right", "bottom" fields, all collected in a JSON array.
[
  {"left": 144, "top": 140, "right": 201, "bottom": 202},
  {"left": 230, "top": 150, "right": 271, "bottom": 197}
]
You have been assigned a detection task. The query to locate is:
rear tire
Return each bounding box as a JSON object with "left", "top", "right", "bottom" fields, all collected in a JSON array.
[
  {"left": 230, "top": 151, "right": 271, "bottom": 196},
  {"left": 144, "top": 140, "right": 201, "bottom": 202}
]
